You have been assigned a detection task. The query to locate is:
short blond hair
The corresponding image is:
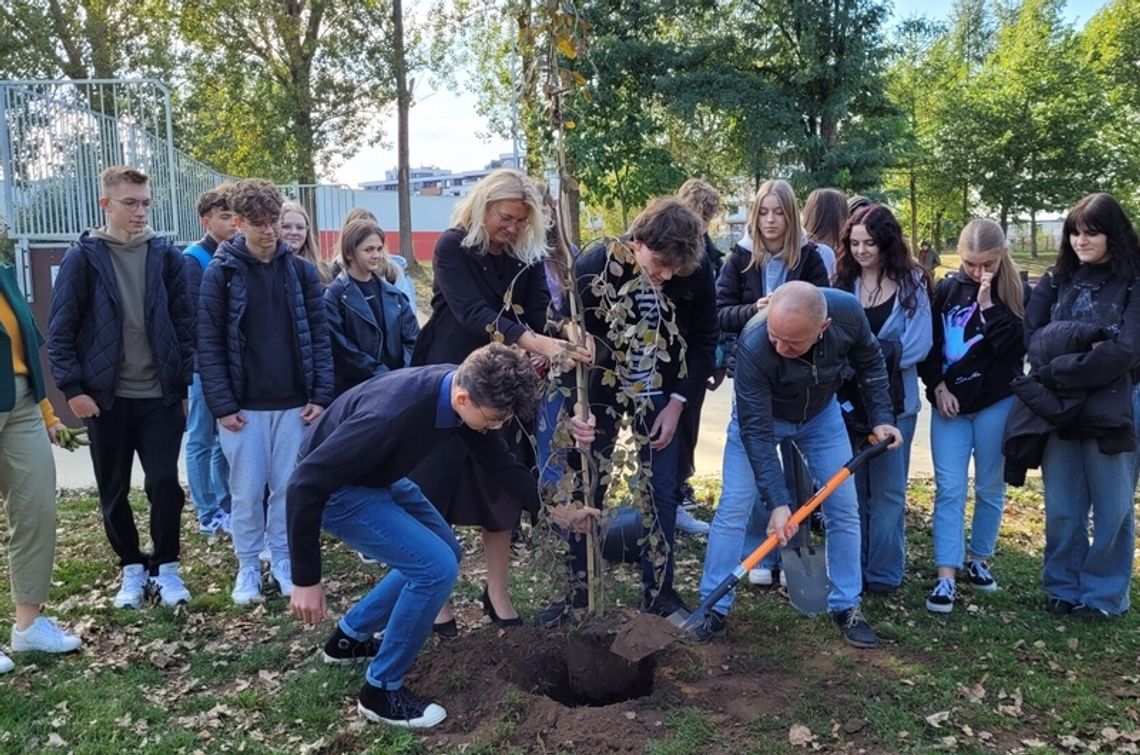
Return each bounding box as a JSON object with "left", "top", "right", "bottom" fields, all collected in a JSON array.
[
  {"left": 677, "top": 178, "right": 722, "bottom": 224},
  {"left": 100, "top": 166, "right": 148, "bottom": 195},
  {"left": 450, "top": 169, "right": 549, "bottom": 265}
]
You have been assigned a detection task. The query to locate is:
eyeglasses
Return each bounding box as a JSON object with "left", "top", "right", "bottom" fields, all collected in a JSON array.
[
  {"left": 245, "top": 217, "right": 281, "bottom": 231},
  {"left": 474, "top": 403, "right": 512, "bottom": 429},
  {"left": 108, "top": 198, "right": 152, "bottom": 211},
  {"left": 492, "top": 209, "right": 529, "bottom": 230}
]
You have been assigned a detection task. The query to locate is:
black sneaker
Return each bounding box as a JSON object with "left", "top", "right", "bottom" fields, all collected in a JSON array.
[
  {"left": 832, "top": 607, "right": 878, "bottom": 649},
  {"left": 925, "top": 578, "right": 956, "bottom": 614},
  {"left": 689, "top": 610, "right": 726, "bottom": 642},
  {"left": 322, "top": 627, "right": 381, "bottom": 665},
  {"left": 1044, "top": 597, "right": 1075, "bottom": 616},
  {"left": 966, "top": 560, "right": 998, "bottom": 592},
  {"left": 642, "top": 587, "right": 691, "bottom": 618},
  {"left": 1071, "top": 603, "right": 1111, "bottom": 620},
  {"left": 533, "top": 593, "right": 587, "bottom": 629},
  {"left": 680, "top": 482, "right": 697, "bottom": 508},
  {"left": 358, "top": 682, "right": 447, "bottom": 729}
]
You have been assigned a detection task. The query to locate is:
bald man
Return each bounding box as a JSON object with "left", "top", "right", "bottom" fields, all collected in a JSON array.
[{"left": 698, "top": 281, "right": 902, "bottom": 648}]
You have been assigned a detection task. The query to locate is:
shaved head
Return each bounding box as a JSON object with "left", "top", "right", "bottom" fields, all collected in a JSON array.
[{"left": 767, "top": 282, "right": 830, "bottom": 358}]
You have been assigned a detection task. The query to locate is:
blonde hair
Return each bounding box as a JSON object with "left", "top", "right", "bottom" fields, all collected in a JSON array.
[
  {"left": 281, "top": 201, "right": 332, "bottom": 284},
  {"left": 677, "top": 178, "right": 722, "bottom": 224},
  {"left": 450, "top": 169, "right": 549, "bottom": 265},
  {"left": 957, "top": 218, "right": 1025, "bottom": 319},
  {"left": 746, "top": 179, "right": 804, "bottom": 271},
  {"left": 101, "top": 165, "right": 148, "bottom": 195}
]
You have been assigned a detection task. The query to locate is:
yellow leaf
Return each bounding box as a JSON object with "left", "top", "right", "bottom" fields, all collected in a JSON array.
[{"left": 557, "top": 37, "right": 577, "bottom": 59}]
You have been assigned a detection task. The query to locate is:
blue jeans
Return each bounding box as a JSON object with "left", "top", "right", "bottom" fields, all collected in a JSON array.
[
  {"left": 185, "top": 373, "right": 230, "bottom": 523},
  {"left": 1040, "top": 388, "right": 1139, "bottom": 615},
  {"left": 704, "top": 399, "right": 863, "bottom": 614},
  {"left": 567, "top": 393, "right": 682, "bottom": 601},
  {"left": 930, "top": 396, "right": 1012, "bottom": 569},
  {"left": 219, "top": 408, "right": 306, "bottom": 568},
  {"left": 854, "top": 413, "right": 917, "bottom": 587},
  {"left": 322, "top": 480, "right": 462, "bottom": 690},
  {"left": 699, "top": 405, "right": 777, "bottom": 615}
]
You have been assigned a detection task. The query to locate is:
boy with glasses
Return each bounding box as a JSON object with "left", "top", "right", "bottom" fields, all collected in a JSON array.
[
  {"left": 197, "top": 179, "right": 333, "bottom": 606},
  {"left": 48, "top": 165, "right": 195, "bottom": 608}
]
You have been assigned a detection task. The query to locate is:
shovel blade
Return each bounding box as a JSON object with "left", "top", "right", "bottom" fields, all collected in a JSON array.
[
  {"left": 609, "top": 613, "right": 684, "bottom": 663},
  {"left": 781, "top": 546, "right": 830, "bottom": 616}
]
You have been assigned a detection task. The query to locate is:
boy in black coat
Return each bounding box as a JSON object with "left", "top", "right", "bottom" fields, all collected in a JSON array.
[
  {"left": 534, "top": 197, "right": 718, "bottom": 627},
  {"left": 47, "top": 165, "right": 194, "bottom": 609},
  {"left": 287, "top": 344, "right": 597, "bottom": 728}
]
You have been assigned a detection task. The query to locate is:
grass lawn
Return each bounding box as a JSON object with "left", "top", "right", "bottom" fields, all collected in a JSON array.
[{"left": 1, "top": 477, "right": 1138, "bottom": 754}]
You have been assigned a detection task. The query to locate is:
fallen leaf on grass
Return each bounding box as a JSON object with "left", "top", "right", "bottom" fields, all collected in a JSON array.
[
  {"left": 843, "top": 719, "right": 865, "bottom": 734},
  {"left": 1022, "top": 738, "right": 1047, "bottom": 748},
  {"left": 1059, "top": 734, "right": 1085, "bottom": 750},
  {"left": 957, "top": 679, "right": 987, "bottom": 703},
  {"left": 926, "top": 711, "right": 952, "bottom": 728},
  {"left": 789, "top": 724, "right": 816, "bottom": 747},
  {"left": 46, "top": 734, "right": 67, "bottom": 748}
]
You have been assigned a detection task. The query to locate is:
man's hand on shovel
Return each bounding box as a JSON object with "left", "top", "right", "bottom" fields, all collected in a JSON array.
[{"left": 766, "top": 504, "right": 798, "bottom": 547}]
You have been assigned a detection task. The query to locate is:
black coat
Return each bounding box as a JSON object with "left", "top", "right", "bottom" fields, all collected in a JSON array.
[
  {"left": 1003, "top": 320, "right": 1136, "bottom": 485},
  {"left": 716, "top": 240, "right": 829, "bottom": 375},
  {"left": 324, "top": 270, "right": 420, "bottom": 397},
  {"left": 411, "top": 227, "right": 550, "bottom": 366},
  {"left": 286, "top": 365, "right": 540, "bottom": 586},
  {"left": 409, "top": 227, "right": 550, "bottom": 529}
]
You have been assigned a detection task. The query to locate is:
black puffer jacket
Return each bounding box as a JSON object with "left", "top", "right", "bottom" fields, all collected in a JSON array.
[
  {"left": 48, "top": 231, "right": 193, "bottom": 409},
  {"left": 1003, "top": 320, "right": 1136, "bottom": 485}
]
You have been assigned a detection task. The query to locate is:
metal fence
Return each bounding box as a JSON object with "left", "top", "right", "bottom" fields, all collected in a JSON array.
[{"left": 0, "top": 79, "right": 236, "bottom": 245}]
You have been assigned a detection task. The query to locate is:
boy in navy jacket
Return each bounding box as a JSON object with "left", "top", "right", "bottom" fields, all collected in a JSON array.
[
  {"left": 197, "top": 179, "right": 333, "bottom": 607},
  {"left": 48, "top": 166, "right": 194, "bottom": 609},
  {"left": 287, "top": 343, "right": 597, "bottom": 728}
]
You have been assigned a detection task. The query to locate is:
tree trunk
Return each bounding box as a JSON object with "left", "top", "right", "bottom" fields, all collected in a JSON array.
[
  {"left": 393, "top": 0, "right": 417, "bottom": 269},
  {"left": 908, "top": 170, "right": 918, "bottom": 251},
  {"left": 999, "top": 206, "right": 1009, "bottom": 236},
  {"left": 1030, "top": 208, "right": 1038, "bottom": 258}
]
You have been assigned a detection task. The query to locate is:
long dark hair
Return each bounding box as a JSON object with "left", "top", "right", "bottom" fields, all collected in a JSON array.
[
  {"left": 1055, "top": 193, "right": 1140, "bottom": 283},
  {"left": 834, "top": 204, "right": 932, "bottom": 315}
]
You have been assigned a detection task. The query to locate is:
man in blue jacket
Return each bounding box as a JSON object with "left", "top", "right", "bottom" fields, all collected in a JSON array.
[
  {"left": 699, "top": 281, "right": 901, "bottom": 648},
  {"left": 48, "top": 165, "right": 195, "bottom": 609}
]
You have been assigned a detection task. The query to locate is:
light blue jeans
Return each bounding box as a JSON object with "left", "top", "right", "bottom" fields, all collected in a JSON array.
[
  {"left": 930, "top": 396, "right": 1012, "bottom": 569},
  {"left": 218, "top": 408, "right": 306, "bottom": 569},
  {"left": 185, "top": 373, "right": 230, "bottom": 524},
  {"left": 322, "top": 480, "right": 462, "bottom": 690},
  {"left": 1040, "top": 387, "right": 1140, "bottom": 615},
  {"left": 854, "top": 413, "right": 917, "bottom": 587},
  {"left": 701, "top": 399, "right": 863, "bottom": 614}
]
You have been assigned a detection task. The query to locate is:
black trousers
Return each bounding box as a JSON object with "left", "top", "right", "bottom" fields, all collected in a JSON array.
[
  {"left": 87, "top": 397, "right": 186, "bottom": 572},
  {"left": 676, "top": 387, "right": 708, "bottom": 483}
]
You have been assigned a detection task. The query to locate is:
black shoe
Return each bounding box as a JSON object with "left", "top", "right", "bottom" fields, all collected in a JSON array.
[
  {"left": 481, "top": 587, "right": 523, "bottom": 627},
  {"left": 690, "top": 610, "right": 727, "bottom": 642},
  {"left": 431, "top": 619, "right": 458, "bottom": 638},
  {"left": 864, "top": 581, "right": 900, "bottom": 596},
  {"left": 358, "top": 682, "right": 447, "bottom": 729},
  {"left": 1071, "top": 603, "right": 1111, "bottom": 619},
  {"left": 322, "top": 626, "right": 382, "bottom": 665},
  {"left": 832, "top": 607, "right": 878, "bottom": 649},
  {"left": 642, "top": 587, "right": 691, "bottom": 618},
  {"left": 1044, "top": 597, "right": 1075, "bottom": 616},
  {"left": 680, "top": 482, "right": 697, "bottom": 508},
  {"left": 533, "top": 593, "right": 587, "bottom": 629}
]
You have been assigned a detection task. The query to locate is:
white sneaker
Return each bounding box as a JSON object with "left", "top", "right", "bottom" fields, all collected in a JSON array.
[
  {"left": 780, "top": 569, "right": 788, "bottom": 588},
  {"left": 113, "top": 564, "right": 149, "bottom": 609},
  {"left": 0, "top": 650, "right": 14, "bottom": 673},
  {"left": 10, "top": 617, "right": 82, "bottom": 653},
  {"left": 748, "top": 567, "right": 774, "bottom": 586},
  {"left": 675, "top": 506, "right": 710, "bottom": 536},
  {"left": 232, "top": 565, "right": 263, "bottom": 605},
  {"left": 149, "top": 562, "right": 191, "bottom": 606},
  {"left": 271, "top": 559, "right": 294, "bottom": 597}
]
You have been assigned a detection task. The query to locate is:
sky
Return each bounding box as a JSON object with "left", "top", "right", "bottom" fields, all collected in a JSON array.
[{"left": 333, "top": 0, "right": 1110, "bottom": 187}]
